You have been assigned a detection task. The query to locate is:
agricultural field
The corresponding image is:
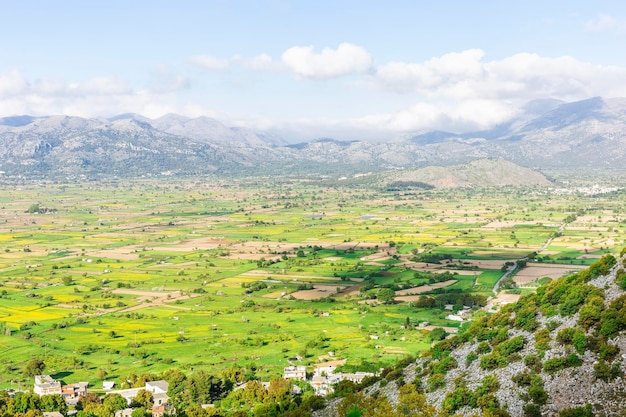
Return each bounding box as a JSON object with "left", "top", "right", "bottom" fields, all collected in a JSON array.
[{"left": 0, "top": 177, "right": 624, "bottom": 390}]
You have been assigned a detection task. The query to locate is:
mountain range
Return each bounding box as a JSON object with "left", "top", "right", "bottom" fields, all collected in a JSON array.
[{"left": 0, "top": 97, "right": 625, "bottom": 179}]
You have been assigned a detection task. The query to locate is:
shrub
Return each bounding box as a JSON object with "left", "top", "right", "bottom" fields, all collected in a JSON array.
[
  {"left": 512, "top": 370, "right": 533, "bottom": 387},
  {"left": 496, "top": 336, "right": 524, "bottom": 357},
  {"left": 426, "top": 373, "right": 446, "bottom": 392},
  {"left": 524, "top": 403, "right": 542, "bottom": 417},
  {"left": 480, "top": 352, "right": 507, "bottom": 370},
  {"left": 514, "top": 304, "right": 539, "bottom": 331},
  {"left": 442, "top": 385, "right": 476, "bottom": 413},
  {"left": 429, "top": 356, "right": 457, "bottom": 376},
  {"left": 523, "top": 354, "right": 542, "bottom": 373},
  {"left": 559, "top": 404, "right": 593, "bottom": 417},
  {"left": 534, "top": 328, "right": 551, "bottom": 352},
  {"left": 556, "top": 328, "right": 587, "bottom": 354},
  {"left": 599, "top": 343, "right": 619, "bottom": 362},
  {"left": 528, "top": 376, "right": 548, "bottom": 405},
  {"left": 594, "top": 360, "right": 621, "bottom": 382},
  {"left": 476, "top": 341, "right": 491, "bottom": 354},
  {"left": 546, "top": 320, "right": 560, "bottom": 331},
  {"left": 543, "top": 354, "right": 582, "bottom": 374}
]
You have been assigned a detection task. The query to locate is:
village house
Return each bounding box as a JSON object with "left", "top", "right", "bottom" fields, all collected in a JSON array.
[
  {"left": 309, "top": 360, "right": 375, "bottom": 395},
  {"left": 109, "top": 380, "right": 171, "bottom": 416},
  {"left": 283, "top": 365, "right": 306, "bottom": 380},
  {"left": 33, "top": 375, "right": 62, "bottom": 396},
  {"left": 62, "top": 382, "right": 89, "bottom": 401}
]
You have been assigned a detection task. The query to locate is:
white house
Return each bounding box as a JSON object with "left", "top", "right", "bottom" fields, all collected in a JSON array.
[
  {"left": 34, "top": 375, "right": 62, "bottom": 396},
  {"left": 283, "top": 366, "right": 306, "bottom": 380},
  {"left": 108, "top": 380, "right": 170, "bottom": 416}
]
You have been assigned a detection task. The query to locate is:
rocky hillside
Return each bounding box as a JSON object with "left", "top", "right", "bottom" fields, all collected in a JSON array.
[
  {"left": 1, "top": 97, "right": 625, "bottom": 178},
  {"left": 378, "top": 159, "right": 553, "bottom": 189},
  {"left": 316, "top": 252, "right": 626, "bottom": 416}
]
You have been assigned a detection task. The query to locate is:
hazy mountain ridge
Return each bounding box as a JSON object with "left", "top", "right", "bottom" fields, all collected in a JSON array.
[{"left": 0, "top": 97, "right": 625, "bottom": 177}]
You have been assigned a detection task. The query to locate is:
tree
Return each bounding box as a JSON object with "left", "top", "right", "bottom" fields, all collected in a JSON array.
[
  {"left": 131, "top": 408, "right": 150, "bottom": 417},
  {"left": 26, "top": 204, "right": 40, "bottom": 214},
  {"left": 377, "top": 288, "right": 396, "bottom": 304},
  {"left": 397, "top": 383, "right": 435, "bottom": 416},
  {"left": 12, "top": 392, "right": 41, "bottom": 414},
  {"left": 24, "top": 358, "right": 45, "bottom": 377},
  {"left": 40, "top": 394, "right": 67, "bottom": 414},
  {"left": 76, "top": 392, "right": 101, "bottom": 411},
  {"left": 184, "top": 404, "right": 210, "bottom": 417},
  {"left": 428, "top": 327, "right": 448, "bottom": 342},
  {"left": 96, "top": 367, "right": 107, "bottom": 380},
  {"left": 62, "top": 275, "right": 73, "bottom": 285},
  {"left": 103, "top": 393, "right": 128, "bottom": 412},
  {"left": 131, "top": 389, "right": 153, "bottom": 409}
]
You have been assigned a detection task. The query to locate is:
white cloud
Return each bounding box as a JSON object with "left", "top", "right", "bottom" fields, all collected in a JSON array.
[
  {"left": 190, "top": 43, "right": 372, "bottom": 79},
  {"left": 189, "top": 55, "right": 232, "bottom": 71},
  {"left": 584, "top": 13, "right": 618, "bottom": 33},
  {"left": 244, "top": 53, "right": 285, "bottom": 71},
  {"left": 69, "top": 77, "right": 133, "bottom": 96},
  {"left": 0, "top": 70, "right": 194, "bottom": 119},
  {"left": 281, "top": 43, "right": 372, "bottom": 79},
  {"left": 0, "top": 69, "right": 29, "bottom": 96},
  {"left": 374, "top": 49, "right": 626, "bottom": 102}
]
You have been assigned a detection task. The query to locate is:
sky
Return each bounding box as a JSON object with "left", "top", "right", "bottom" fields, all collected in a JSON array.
[{"left": 1, "top": 0, "right": 626, "bottom": 141}]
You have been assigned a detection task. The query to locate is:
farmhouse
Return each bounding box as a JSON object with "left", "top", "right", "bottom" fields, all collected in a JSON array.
[
  {"left": 61, "top": 381, "right": 89, "bottom": 402},
  {"left": 283, "top": 365, "right": 306, "bottom": 380},
  {"left": 33, "top": 375, "right": 62, "bottom": 396},
  {"left": 309, "top": 360, "right": 375, "bottom": 395},
  {"left": 313, "top": 359, "right": 346, "bottom": 377},
  {"left": 108, "top": 380, "right": 170, "bottom": 416}
]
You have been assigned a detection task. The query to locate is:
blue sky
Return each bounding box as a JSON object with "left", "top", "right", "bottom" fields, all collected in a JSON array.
[{"left": 1, "top": 0, "right": 626, "bottom": 140}]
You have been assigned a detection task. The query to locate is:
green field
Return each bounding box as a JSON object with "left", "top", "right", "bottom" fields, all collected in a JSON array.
[{"left": 0, "top": 178, "right": 624, "bottom": 389}]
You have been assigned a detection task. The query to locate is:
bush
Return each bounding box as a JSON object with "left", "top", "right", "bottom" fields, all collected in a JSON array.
[
  {"left": 476, "top": 341, "right": 491, "bottom": 354},
  {"left": 556, "top": 328, "right": 587, "bottom": 354},
  {"left": 426, "top": 373, "right": 446, "bottom": 392},
  {"left": 480, "top": 352, "right": 507, "bottom": 370},
  {"left": 524, "top": 403, "right": 543, "bottom": 417},
  {"left": 528, "top": 376, "right": 548, "bottom": 405},
  {"left": 559, "top": 404, "right": 594, "bottom": 417},
  {"left": 523, "top": 354, "right": 543, "bottom": 373},
  {"left": 543, "top": 354, "right": 582, "bottom": 374},
  {"left": 512, "top": 370, "right": 533, "bottom": 387},
  {"left": 496, "top": 336, "right": 524, "bottom": 357},
  {"left": 534, "top": 328, "right": 551, "bottom": 352},
  {"left": 594, "top": 360, "right": 621, "bottom": 382}
]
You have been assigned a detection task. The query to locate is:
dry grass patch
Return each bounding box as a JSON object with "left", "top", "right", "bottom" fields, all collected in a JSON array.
[
  {"left": 513, "top": 263, "right": 586, "bottom": 285},
  {"left": 290, "top": 285, "right": 345, "bottom": 300},
  {"left": 394, "top": 280, "right": 457, "bottom": 296}
]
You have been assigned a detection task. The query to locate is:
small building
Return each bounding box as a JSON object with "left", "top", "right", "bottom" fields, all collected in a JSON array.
[
  {"left": 34, "top": 375, "right": 62, "bottom": 396},
  {"left": 283, "top": 365, "right": 306, "bottom": 380},
  {"left": 108, "top": 380, "right": 170, "bottom": 415},
  {"left": 62, "top": 382, "right": 89, "bottom": 400}
]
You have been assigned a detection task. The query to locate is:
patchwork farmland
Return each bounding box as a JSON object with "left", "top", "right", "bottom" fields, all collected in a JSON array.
[{"left": 0, "top": 178, "right": 624, "bottom": 389}]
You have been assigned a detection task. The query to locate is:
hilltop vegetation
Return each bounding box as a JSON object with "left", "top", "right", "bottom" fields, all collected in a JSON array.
[{"left": 320, "top": 252, "right": 626, "bottom": 416}]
